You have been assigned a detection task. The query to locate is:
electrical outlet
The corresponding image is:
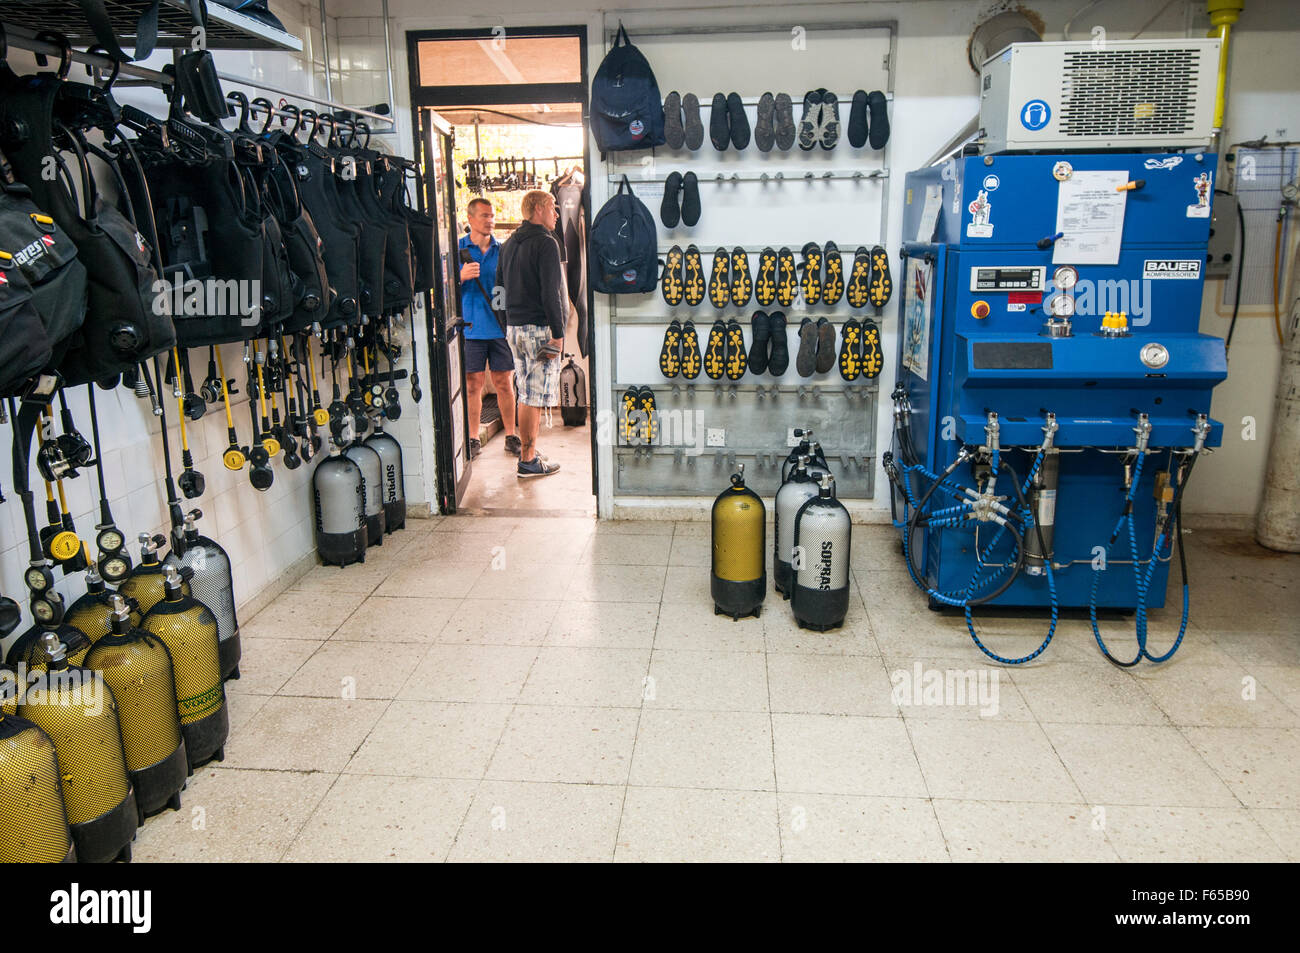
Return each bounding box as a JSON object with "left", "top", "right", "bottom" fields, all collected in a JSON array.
[
  {"left": 787, "top": 428, "right": 801, "bottom": 447},
  {"left": 707, "top": 428, "right": 726, "bottom": 447}
]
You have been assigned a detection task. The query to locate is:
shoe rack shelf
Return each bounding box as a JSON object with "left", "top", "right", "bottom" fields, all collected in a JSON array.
[
  {"left": 0, "top": 0, "right": 303, "bottom": 51},
  {"left": 613, "top": 447, "right": 877, "bottom": 499},
  {"left": 611, "top": 169, "right": 888, "bottom": 185}
]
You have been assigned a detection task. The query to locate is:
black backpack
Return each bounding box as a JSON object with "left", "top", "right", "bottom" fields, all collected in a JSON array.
[
  {"left": 591, "top": 25, "right": 665, "bottom": 153},
  {"left": 559, "top": 356, "right": 587, "bottom": 427},
  {"left": 589, "top": 176, "right": 658, "bottom": 295}
]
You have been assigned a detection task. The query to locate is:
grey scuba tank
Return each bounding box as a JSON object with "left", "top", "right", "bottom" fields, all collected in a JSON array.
[
  {"left": 780, "top": 428, "right": 831, "bottom": 485},
  {"left": 344, "top": 441, "right": 387, "bottom": 546},
  {"left": 364, "top": 427, "right": 405, "bottom": 532},
  {"left": 791, "top": 475, "right": 852, "bottom": 631},
  {"left": 313, "top": 448, "right": 367, "bottom": 566},
  {"left": 774, "top": 455, "right": 820, "bottom": 598},
  {"left": 176, "top": 508, "right": 241, "bottom": 682}
]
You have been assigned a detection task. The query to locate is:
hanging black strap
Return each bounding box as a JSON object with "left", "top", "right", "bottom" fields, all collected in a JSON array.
[
  {"left": 615, "top": 22, "right": 630, "bottom": 48},
  {"left": 77, "top": 0, "right": 205, "bottom": 63},
  {"left": 617, "top": 174, "right": 632, "bottom": 196}
]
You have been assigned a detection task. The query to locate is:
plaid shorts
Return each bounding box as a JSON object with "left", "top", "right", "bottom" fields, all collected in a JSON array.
[{"left": 506, "top": 324, "right": 561, "bottom": 407}]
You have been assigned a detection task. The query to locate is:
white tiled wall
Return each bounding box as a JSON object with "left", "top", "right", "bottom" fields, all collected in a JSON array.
[{"left": 0, "top": 0, "right": 434, "bottom": 656}]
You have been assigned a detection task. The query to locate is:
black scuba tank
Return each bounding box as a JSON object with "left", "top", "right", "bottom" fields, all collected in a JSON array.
[
  {"left": 774, "top": 455, "right": 820, "bottom": 598},
  {"left": 364, "top": 427, "right": 405, "bottom": 532},
  {"left": 313, "top": 446, "right": 367, "bottom": 565},
  {"left": 18, "top": 632, "right": 138, "bottom": 863},
  {"left": 344, "top": 441, "right": 386, "bottom": 545},
  {"left": 83, "top": 594, "right": 187, "bottom": 819},
  {"left": 790, "top": 475, "right": 852, "bottom": 632},
  {"left": 175, "top": 509, "right": 241, "bottom": 682},
  {"left": 711, "top": 465, "right": 766, "bottom": 620},
  {"left": 139, "top": 565, "right": 227, "bottom": 770}
]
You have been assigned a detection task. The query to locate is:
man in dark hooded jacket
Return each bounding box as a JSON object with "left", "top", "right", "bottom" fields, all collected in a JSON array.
[{"left": 498, "top": 189, "right": 566, "bottom": 478}]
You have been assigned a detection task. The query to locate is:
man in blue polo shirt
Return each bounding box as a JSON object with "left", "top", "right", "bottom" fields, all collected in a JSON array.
[{"left": 459, "top": 197, "right": 520, "bottom": 458}]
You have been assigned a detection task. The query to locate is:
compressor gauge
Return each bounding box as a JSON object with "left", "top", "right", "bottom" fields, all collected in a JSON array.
[
  {"left": 1047, "top": 293, "right": 1075, "bottom": 317},
  {"left": 1053, "top": 265, "right": 1079, "bottom": 290}
]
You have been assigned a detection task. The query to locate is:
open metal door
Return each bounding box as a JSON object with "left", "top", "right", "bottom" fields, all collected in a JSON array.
[{"left": 418, "top": 108, "right": 472, "bottom": 511}]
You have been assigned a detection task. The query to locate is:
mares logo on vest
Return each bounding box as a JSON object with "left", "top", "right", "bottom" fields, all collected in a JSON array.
[{"left": 13, "top": 234, "right": 55, "bottom": 268}]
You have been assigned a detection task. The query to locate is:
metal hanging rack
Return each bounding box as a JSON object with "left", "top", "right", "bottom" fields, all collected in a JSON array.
[{"left": 610, "top": 169, "right": 888, "bottom": 184}]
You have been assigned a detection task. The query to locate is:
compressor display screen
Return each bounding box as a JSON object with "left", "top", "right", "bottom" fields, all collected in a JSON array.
[{"left": 970, "top": 266, "right": 1046, "bottom": 292}]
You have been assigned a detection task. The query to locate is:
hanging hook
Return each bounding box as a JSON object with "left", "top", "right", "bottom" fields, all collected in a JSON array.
[
  {"left": 35, "top": 31, "right": 74, "bottom": 80},
  {"left": 84, "top": 45, "right": 120, "bottom": 90},
  {"left": 302, "top": 108, "right": 320, "bottom": 141},
  {"left": 357, "top": 121, "right": 371, "bottom": 148},
  {"left": 281, "top": 102, "right": 302, "bottom": 137},
  {"left": 226, "top": 91, "right": 252, "bottom": 133},
  {"left": 252, "top": 96, "right": 276, "bottom": 135},
  {"left": 344, "top": 119, "right": 359, "bottom": 149}
]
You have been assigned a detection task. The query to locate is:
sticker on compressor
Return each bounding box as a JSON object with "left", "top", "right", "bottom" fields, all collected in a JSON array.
[{"left": 1143, "top": 260, "right": 1202, "bottom": 279}]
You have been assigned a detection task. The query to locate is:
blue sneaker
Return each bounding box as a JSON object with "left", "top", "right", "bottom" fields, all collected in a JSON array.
[{"left": 517, "top": 455, "right": 561, "bottom": 479}]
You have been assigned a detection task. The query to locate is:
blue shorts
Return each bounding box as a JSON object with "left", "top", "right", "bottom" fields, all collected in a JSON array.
[{"left": 464, "top": 336, "right": 514, "bottom": 373}]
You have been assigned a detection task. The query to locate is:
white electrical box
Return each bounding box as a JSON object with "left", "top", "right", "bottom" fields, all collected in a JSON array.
[{"left": 979, "top": 39, "right": 1221, "bottom": 153}]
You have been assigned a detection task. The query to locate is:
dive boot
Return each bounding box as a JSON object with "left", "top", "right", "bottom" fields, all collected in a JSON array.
[
  {"left": 800, "top": 242, "right": 823, "bottom": 306},
  {"left": 704, "top": 321, "right": 727, "bottom": 380},
  {"left": 661, "top": 245, "right": 685, "bottom": 306},
  {"left": 775, "top": 247, "right": 798, "bottom": 307},
  {"left": 861, "top": 319, "right": 884, "bottom": 379},
  {"left": 755, "top": 248, "right": 778, "bottom": 307},
  {"left": 767, "top": 312, "right": 790, "bottom": 375},
  {"left": 815, "top": 318, "right": 837, "bottom": 374},
  {"left": 868, "top": 245, "right": 893, "bottom": 308},
  {"left": 681, "top": 321, "right": 702, "bottom": 379},
  {"left": 846, "top": 246, "right": 871, "bottom": 308},
  {"left": 796, "top": 318, "right": 819, "bottom": 377},
  {"left": 730, "top": 247, "right": 752, "bottom": 307},
  {"left": 620, "top": 387, "right": 640, "bottom": 444},
  {"left": 724, "top": 319, "right": 747, "bottom": 380},
  {"left": 838, "top": 318, "right": 863, "bottom": 381},
  {"left": 822, "top": 241, "right": 844, "bottom": 305},
  {"left": 683, "top": 245, "right": 706, "bottom": 306},
  {"left": 659, "top": 320, "right": 683, "bottom": 378},
  {"left": 708, "top": 247, "right": 731, "bottom": 309},
  {"left": 748, "top": 311, "right": 771, "bottom": 375},
  {"left": 638, "top": 387, "right": 658, "bottom": 445}
]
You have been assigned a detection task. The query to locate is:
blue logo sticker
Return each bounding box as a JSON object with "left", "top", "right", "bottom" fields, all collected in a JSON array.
[{"left": 1020, "top": 99, "right": 1051, "bottom": 131}]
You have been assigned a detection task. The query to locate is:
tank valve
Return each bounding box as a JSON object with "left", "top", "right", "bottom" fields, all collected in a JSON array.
[
  {"left": 1191, "top": 413, "right": 1210, "bottom": 454},
  {"left": 1041, "top": 412, "right": 1059, "bottom": 450},
  {"left": 39, "top": 631, "right": 66, "bottom": 663},
  {"left": 107, "top": 593, "right": 131, "bottom": 622},
  {"left": 1133, "top": 413, "right": 1152, "bottom": 454}
]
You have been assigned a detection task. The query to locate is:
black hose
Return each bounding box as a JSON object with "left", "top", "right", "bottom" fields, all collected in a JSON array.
[{"left": 1215, "top": 189, "right": 1247, "bottom": 356}]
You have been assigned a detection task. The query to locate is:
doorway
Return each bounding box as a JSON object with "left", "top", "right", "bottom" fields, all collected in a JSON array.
[{"left": 407, "top": 26, "right": 594, "bottom": 517}]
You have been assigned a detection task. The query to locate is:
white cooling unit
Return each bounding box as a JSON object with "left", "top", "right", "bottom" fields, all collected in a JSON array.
[{"left": 979, "top": 39, "right": 1221, "bottom": 153}]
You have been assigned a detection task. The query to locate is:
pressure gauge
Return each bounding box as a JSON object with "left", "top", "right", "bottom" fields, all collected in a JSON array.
[
  {"left": 1053, "top": 266, "right": 1079, "bottom": 290},
  {"left": 1047, "top": 293, "right": 1076, "bottom": 317},
  {"left": 1140, "top": 342, "right": 1170, "bottom": 369},
  {"left": 97, "top": 527, "right": 124, "bottom": 554},
  {"left": 31, "top": 598, "right": 58, "bottom": 624},
  {"left": 1283, "top": 182, "right": 1299, "bottom": 203},
  {"left": 99, "top": 555, "right": 131, "bottom": 584},
  {"left": 25, "top": 566, "right": 52, "bottom": 593}
]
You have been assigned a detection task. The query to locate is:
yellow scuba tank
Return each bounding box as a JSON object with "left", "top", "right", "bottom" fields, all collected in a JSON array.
[
  {"left": 118, "top": 533, "right": 190, "bottom": 617},
  {"left": 1, "top": 662, "right": 21, "bottom": 717},
  {"left": 84, "top": 594, "right": 188, "bottom": 819},
  {"left": 18, "top": 632, "right": 138, "bottom": 863},
  {"left": 6, "top": 622, "right": 91, "bottom": 670},
  {"left": 139, "top": 564, "right": 228, "bottom": 770},
  {"left": 64, "top": 568, "right": 142, "bottom": 645},
  {"left": 711, "top": 464, "right": 767, "bottom": 619},
  {"left": 0, "top": 708, "right": 76, "bottom": 863}
]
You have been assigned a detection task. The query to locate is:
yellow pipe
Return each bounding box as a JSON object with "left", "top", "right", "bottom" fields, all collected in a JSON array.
[{"left": 1207, "top": 0, "right": 1244, "bottom": 135}]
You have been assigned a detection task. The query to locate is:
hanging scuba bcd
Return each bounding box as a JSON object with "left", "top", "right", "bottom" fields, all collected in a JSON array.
[
  {"left": 139, "top": 565, "right": 227, "bottom": 770},
  {"left": 175, "top": 508, "right": 241, "bottom": 681},
  {"left": 19, "top": 631, "right": 139, "bottom": 864}
]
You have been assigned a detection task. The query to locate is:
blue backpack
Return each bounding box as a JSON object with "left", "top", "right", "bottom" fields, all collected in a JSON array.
[
  {"left": 589, "top": 176, "right": 658, "bottom": 295},
  {"left": 591, "top": 25, "right": 665, "bottom": 153}
]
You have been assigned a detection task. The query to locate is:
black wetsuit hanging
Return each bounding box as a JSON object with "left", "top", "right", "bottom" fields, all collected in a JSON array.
[{"left": 551, "top": 175, "right": 588, "bottom": 356}]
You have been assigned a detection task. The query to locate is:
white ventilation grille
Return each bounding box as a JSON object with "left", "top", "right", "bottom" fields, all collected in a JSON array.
[{"left": 1059, "top": 48, "right": 1201, "bottom": 139}]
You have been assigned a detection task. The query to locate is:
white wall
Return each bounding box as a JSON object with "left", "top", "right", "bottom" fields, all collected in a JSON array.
[{"left": 371, "top": 0, "right": 1300, "bottom": 522}]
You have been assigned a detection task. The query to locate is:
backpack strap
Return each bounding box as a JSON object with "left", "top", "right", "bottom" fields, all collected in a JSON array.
[
  {"left": 615, "top": 23, "right": 630, "bottom": 47},
  {"left": 616, "top": 174, "right": 632, "bottom": 196}
]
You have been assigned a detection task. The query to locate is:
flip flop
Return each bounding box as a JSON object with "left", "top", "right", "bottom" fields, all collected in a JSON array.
[
  {"left": 776, "top": 247, "right": 798, "bottom": 307},
  {"left": 659, "top": 319, "right": 683, "bottom": 378},
  {"left": 620, "top": 386, "right": 640, "bottom": 444},
  {"left": 815, "top": 317, "right": 837, "bottom": 374},
  {"left": 638, "top": 386, "right": 658, "bottom": 444},
  {"left": 709, "top": 93, "right": 730, "bottom": 151},
  {"left": 748, "top": 310, "right": 771, "bottom": 374},
  {"left": 754, "top": 92, "right": 776, "bottom": 152},
  {"left": 683, "top": 245, "right": 706, "bottom": 306},
  {"left": 730, "top": 247, "right": 752, "bottom": 307},
  {"left": 774, "top": 93, "right": 796, "bottom": 151},
  {"left": 819, "top": 90, "right": 840, "bottom": 150},
  {"left": 796, "top": 317, "right": 819, "bottom": 377},
  {"left": 800, "top": 242, "right": 823, "bottom": 306},
  {"left": 682, "top": 93, "right": 704, "bottom": 150},
  {"left": 660, "top": 171, "right": 682, "bottom": 228},
  {"left": 661, "top": 244, "right": 685, "bottom": 306},
  {"left": 848, "top": 90, "right": 868, "bottom": 148},
  {"left": 755, "top": 247, "right": 778, "bottom": 306},
  {"left": 868, "top": 245, "right": 893, "bottom": 308},
  {"left": 838, "top": 317, "right": 862, "bottom": 381},
  {"left": 724, "top": 319, "right": 747, "bottom": 380},
  {"left": 846, "top": 246, "right": 871, "bottom": 308},
  {"left": 861, "top": 318, "right": 884, "bottom": 379},
  {"left": 867, "top": 90, "right": 890, "bottom": 149},
  {"left": 708, "top": 247, "right": 731, "bottom": 309},
  {"left": 822, "top": 241, "right": 844, "bottom": 305},
  {"left": 704, "top": 320, "right": 727, "bottom": 379},
  {"left": 767, "top": 311, "right": 789, "bottom": 375},
  {"left": 797, "top": 89, "right": 821, "bottom": 151},
  {"left": 680, "top": 321, "right": 702, "bottom": 379},
  {"left": 727, "top": 92, "right": 750, "bottom": 150},
  {"left": 680, "top": 171, "right": 701, "bottom": 226},
  {"left": 664, "top": 91, "right": 685, "bottom": 149}
]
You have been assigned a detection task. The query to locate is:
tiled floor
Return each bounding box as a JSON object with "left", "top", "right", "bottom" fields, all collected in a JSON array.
[
  {"left": 132, "top": 519, "right": 1300, "bottom": 863},
  {"left": 459, "top": 421, "right": 596, "bottom": 517}
]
